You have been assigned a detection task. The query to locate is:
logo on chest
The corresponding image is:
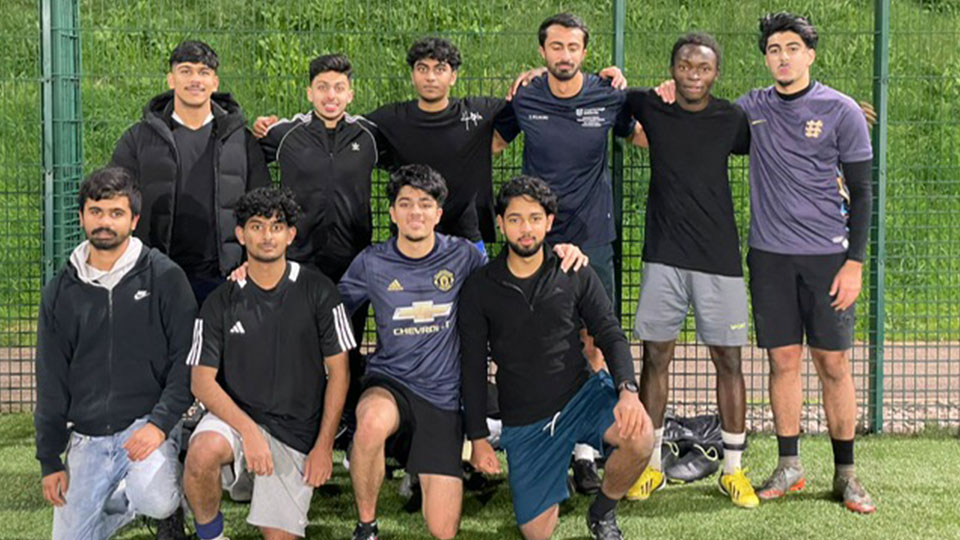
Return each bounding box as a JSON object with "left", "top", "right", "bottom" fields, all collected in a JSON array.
[
  {"left": 575, "top": 107, "right": 608, "bottom": 128},
  {"left": 460, "top": 110, "right": 484, "bottom": 131},
  {"left": 351, "top": 142, "right": 360, "bottom": 151},
  {"left": 392, "top": 301, "right": 453, "bottom": 324},
  {"left": 433, "top": 269, "right": 455, "bottom": 292},
  {"left": 804, "top": 119, "right": 824, "bottom": 138}
]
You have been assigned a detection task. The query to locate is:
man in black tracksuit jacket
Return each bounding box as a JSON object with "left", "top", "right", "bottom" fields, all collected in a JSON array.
[
  {"left": 458, "top": 176, "right": 652, "bottom": 540},
  {"left": 257, "top": 54, "right": 379, "bottom": 434},
  {"left": 34, "top": 168, "right": 197, "bottom": 540},
  {"left": 110, "top": 41, "right": 270, "bottom": 303}
]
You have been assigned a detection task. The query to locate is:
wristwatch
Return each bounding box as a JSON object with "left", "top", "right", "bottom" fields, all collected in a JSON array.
[{"left": 617, "top": 380, "right": 639, "bottom": 394}]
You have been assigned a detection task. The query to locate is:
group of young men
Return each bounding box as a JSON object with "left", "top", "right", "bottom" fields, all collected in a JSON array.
[{"left": 34, "top": 9, "right": 875, "bottom": 540}]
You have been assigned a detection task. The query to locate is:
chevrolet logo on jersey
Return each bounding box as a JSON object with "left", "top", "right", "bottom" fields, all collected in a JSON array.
[{"left": 393, "top": 301, "right": 453, "bottom": 324}]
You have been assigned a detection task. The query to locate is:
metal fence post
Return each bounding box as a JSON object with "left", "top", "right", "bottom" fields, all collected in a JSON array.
[
  {"left": 41, "top": 0, "right": 83, "bottom": 283},
  {"left": 611, "top": 0, "right": 626, "bottom": 317},
  {"left": 868, "top": 0, "right": 890, "bottom": 433}
]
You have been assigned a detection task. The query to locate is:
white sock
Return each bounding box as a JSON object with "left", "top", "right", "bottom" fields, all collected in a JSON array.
[
  {"left": 721, "top": 430, "right": 746, "bottom": 474},
  {"left": 649, "top": 428, "right": 664, "bottom": 471},
  {"left": 573, "top": 443, "right": 595, "bottom": 462}
]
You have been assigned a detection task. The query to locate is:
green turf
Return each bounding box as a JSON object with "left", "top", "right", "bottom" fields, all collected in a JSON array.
[{"left": 2, "top": 413, "right": 959, "bottom": 539}]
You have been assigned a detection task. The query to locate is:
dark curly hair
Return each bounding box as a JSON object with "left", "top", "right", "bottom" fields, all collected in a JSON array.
[
  {"left": 234, "top": 187, "right": 302, "bottom": 227},
  {"left": 169, "top": 40, "right": 219, "bottom": 71},
  {"left": 496, "top": 175, "right": 558, "bottom": 217},
  {"left": 386, "top": 164, "right": 448, "bottom": 206},
  {"left": 309, "top": 53, "right": 352, "bottom": 84},
  {"left": 759, "top": 12, "right": 818, "bottom": 53},
  {"left": 78, "top": 166, "right": 142, "bottom": 215},
  {"left": 406, "top": 37, "right": 462, "bottom": 71},
  {"left": 671, "top": 32, "right": 722, "bottom": 72}
]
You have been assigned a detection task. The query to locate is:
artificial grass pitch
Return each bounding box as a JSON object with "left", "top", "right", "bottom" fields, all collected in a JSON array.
[{"left": 1, "top": 413, "right": 958, "bottom": 539}]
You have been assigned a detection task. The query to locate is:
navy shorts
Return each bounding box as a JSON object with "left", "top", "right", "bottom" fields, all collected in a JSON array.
[{"left": 500, "top": 371, "right": 618, "bottom": 525}]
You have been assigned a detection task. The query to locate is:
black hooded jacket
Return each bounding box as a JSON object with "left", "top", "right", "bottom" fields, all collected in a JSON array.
[
  {"left": 34, "top": 248, "right": 197, "bottom": 476},
  {"left": 111, "top": 91, "right": 271, "bottom": 276}
]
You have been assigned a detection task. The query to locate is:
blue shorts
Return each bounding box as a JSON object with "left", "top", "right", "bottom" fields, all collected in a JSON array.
[{"left": 500, "top": 371, "right": 618, "bottom": 525}]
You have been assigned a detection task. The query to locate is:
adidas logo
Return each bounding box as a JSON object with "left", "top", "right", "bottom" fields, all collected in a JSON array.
[
  {"left": 387, "top": 279, "right": 404, "bottom": 292},
  {"left": 229, "top": 321, "right": 246, "bottom": 335},
  {"left": 133, "top": 290, "right": 150, "bottom": 301}
]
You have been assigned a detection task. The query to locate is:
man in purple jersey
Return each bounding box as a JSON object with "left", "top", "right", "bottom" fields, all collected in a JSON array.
[{"left": 738, "top": 13, "right": 875, "bottom": 514}]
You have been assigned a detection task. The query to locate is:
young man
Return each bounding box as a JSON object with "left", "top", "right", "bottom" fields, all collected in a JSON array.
[
  {"left": 337, "top": 165, "right": 589, "bottom": 540},
  {"left": 460, "top": 176, "right": 652, "bottom": 540},
  {"left": 337, "top": 164, "right": 487, "bottom": 540},
  {"left": 183, "top": 187, "right": 353, "bottom": 539},
  {"left": 258, "top": 53, "right": 378, "bottom": 440},
  {"left": 743, "top": 13, "right": 875, "bottom": 514},
  {"left": 111, "top": 40, "right": 271, "bottom": 303},
  {"left": 494, "top": 12, "right": 641, "bottom": 493},
  {"left": 622, "top": 33, "right": 758, "bottom": 508},
  {"left": 34, "top": 167, "right": 196, "bottom": 540}
]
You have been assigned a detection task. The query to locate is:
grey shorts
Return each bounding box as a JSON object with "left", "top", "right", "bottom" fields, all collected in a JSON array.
[
  {"left": 191, "top": 413, "right": 313, "bottom": 537},
  {"left": 633, "top": 262, "right": 749, "bottom": 346}
]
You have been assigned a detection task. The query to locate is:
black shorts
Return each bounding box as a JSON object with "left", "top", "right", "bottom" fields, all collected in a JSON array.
[
  {"left": 362, "top": 374, "right": 463, "bottom": 478},
  {"left": 747, "top": 249, "right": 855, "bottom": 351}
]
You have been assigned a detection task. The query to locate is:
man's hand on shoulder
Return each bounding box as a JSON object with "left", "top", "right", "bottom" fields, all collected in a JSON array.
[
  {"left": 553, "top": 244, "right": 589, "bottom": 272},
  {"left": 252, "top": 115, "right": 278, "bottom": 138}
]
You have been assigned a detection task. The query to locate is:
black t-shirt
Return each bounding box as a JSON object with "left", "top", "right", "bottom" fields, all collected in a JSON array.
[
  {"left": 170, "top": 121, "right": 219, "bottom": 279},
  {"left": 192, "top": 261, "right": 356, "bottom": 453},
  {"left": 625, "top": 88, "right": 751, "bottom": 276},
  {"left": 364, "top": 97, "right": 507, "bottom": 243}
]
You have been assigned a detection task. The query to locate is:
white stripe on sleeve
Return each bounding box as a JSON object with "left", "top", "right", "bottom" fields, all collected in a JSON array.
[
  {"left": 186, "top": 319, "right": 203, "bottom": 365},
  {"left": 333, "top": 303, "right": 357, "bottom": 352}
]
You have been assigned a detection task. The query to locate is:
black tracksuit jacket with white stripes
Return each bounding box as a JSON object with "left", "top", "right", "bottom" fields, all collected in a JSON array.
[
  {"left": 259, "top": 112, "right": 379, "bottom": 281},
  {"left": 187, "top": 262, "right": 356, "bottom": 453},
  {"left": 34, "top": 248, "right": 197, "bottom": 476}
]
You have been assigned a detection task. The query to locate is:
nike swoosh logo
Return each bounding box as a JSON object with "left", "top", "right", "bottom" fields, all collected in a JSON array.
[{"left": 751, "top": 119, "right": 767, "bottom": 126}]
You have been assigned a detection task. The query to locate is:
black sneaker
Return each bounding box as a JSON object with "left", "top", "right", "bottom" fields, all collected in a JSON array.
[
  {"left": 587, "top": 508, "right": 624, "bottom": 540},
  {"left": 572, "top": 459, "right": 602, "bottom": 494},
  {"left": 352, "top": 522, "right": 379, "bottom": 540},
  {"left": 664, "top": 443, "right": 721, "bottom": 484},
  {"left": 154, "top": 507, "right": 188, "bottom": 540}
]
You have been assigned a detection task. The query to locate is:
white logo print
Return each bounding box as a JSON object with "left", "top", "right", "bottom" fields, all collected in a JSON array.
[
  {"left": 229, "top": 321, "right": 246, "bottom": 335},
  {"left": 460, "top": 110, "right": 484, "bottom": 131},
  {"left": 133, "top": 290, "right": 150, "bottom": 301},
  {"left": 351, "top": 142, "right": 360, "bottom": 151}
]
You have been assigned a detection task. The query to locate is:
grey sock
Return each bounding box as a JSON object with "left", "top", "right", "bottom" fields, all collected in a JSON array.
[
  {"left": 835, "top": 464, "right": 856, "bottom": 479},
  {"left": 778, "top": 455, "right": 801, "bottom": 468}
]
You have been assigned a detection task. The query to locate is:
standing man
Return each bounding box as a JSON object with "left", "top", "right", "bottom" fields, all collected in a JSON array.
[
  {"left": 741, "top": 13, "right": 875, "bottom": 513},
  {"left": 494, "top": 12, "right": 640, "bottom": 492},
  {"left": 111, "top": 40, "right": 271, "bottom": 304},
  {"left": 34, "top": 167, "right": 196, "bottom": 540},
  {"left": 182, "top": 187, "right": 353, "bottom": 539},
  {"left": 258, "top": 53, "right": 379, "bottom": 439},
  {"left": 337, "top": 165, "right": 487, "bottom": 540},
  {"left": 460, "top": 176, "right": 652, "bottom": 540},
  {"left": 621, "top": 33, "right": 758, "bottom": 508}
]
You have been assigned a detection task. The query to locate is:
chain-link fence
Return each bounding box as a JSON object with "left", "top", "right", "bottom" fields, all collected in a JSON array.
[{"left": 3, "top": 0, "right": 957, "bottom": 433}]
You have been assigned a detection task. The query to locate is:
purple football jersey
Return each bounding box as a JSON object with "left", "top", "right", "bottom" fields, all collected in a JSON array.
[{"left": 737, "top": 82, "right": 872, "bottom": 255}]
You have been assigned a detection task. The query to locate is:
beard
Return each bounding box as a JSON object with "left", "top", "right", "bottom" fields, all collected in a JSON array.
[
  {"left": 547, "top": 62, "right": 579, "bottom": 81},
  {"left": 87, "top": 227, "right": 127, "bottom": 250},
  {"left": 507, "top": 237, "right": 543, "bottom": 258}
]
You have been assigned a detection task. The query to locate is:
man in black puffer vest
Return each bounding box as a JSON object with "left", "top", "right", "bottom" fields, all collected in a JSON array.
[{"left": 111, "top": 40, "right": 271, "bottom": 304}]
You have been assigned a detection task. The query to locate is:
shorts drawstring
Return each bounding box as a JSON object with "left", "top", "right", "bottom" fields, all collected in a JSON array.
[{"left": 542, "top": 411, "right": 562, "bottom": 437}]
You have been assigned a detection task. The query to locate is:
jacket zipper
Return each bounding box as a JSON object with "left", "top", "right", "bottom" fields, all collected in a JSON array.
[
  {"left": 104, "top": 288, "right": 115, "bottom": 431},
  {"left": 498, "top": 280, "right": 534, "bottom": 312}
]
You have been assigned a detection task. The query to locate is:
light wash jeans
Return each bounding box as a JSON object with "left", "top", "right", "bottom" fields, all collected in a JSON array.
[{"left": 52, "top": 417, "right": 182, "bottom": 540}]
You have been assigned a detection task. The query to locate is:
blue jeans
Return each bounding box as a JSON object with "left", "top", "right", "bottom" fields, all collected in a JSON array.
[{"left": 52, "top": 417, "right": 183, "bottom": 540}]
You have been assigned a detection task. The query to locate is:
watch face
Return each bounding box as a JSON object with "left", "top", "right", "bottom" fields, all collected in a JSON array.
[{"left": 620, "top": 381, "right": 638, "bottom": 393}]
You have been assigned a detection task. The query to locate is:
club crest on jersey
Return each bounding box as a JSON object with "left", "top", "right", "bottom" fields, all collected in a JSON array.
[
  {"left": 387, "top": 279, "right": 404, "bottom": 292},
  {"left": 351, "top": 142, "right": 360, "bottom": 151},
  {"left": 805, "top": 119, "right": 824, "bottom": 138},
  {"left": 433, "top": 269, "right": 455, "bottom": 291}
]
